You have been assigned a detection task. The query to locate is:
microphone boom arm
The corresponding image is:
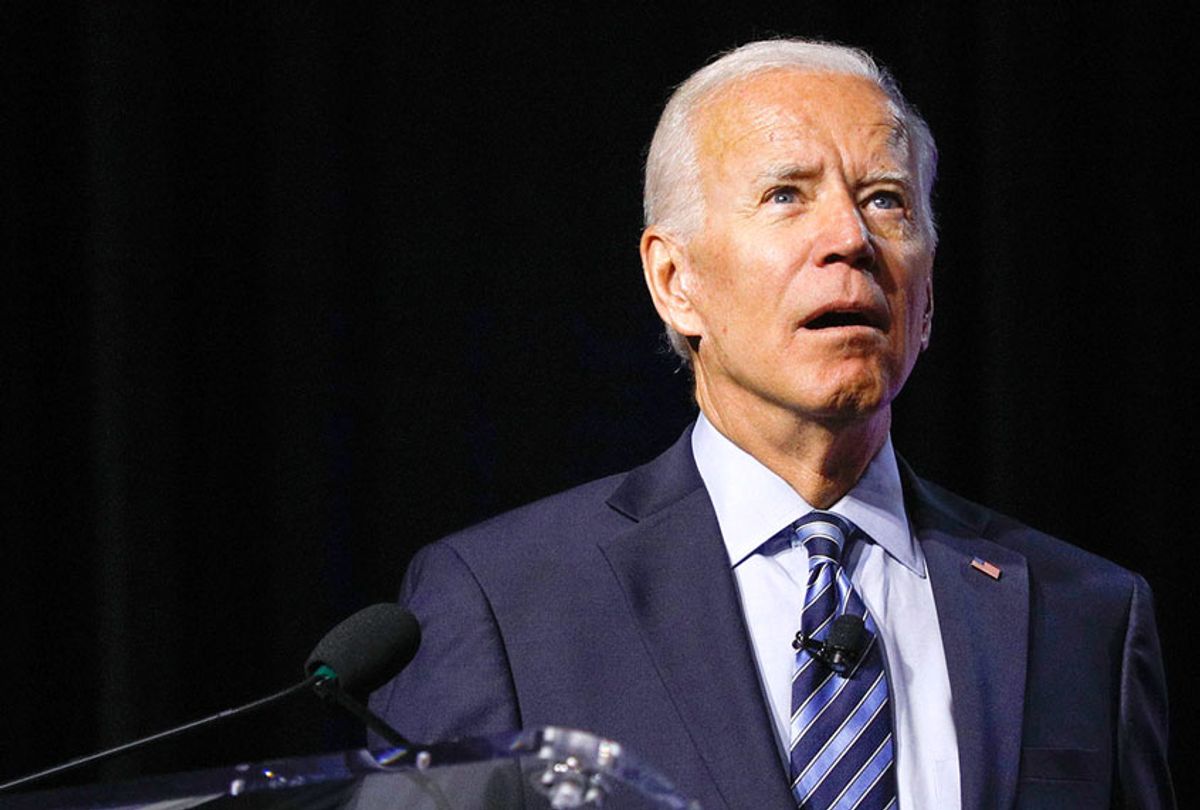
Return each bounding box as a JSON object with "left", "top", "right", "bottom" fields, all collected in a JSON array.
[{"left": 0, "top": 673, "right": 323, "bottom": 794}]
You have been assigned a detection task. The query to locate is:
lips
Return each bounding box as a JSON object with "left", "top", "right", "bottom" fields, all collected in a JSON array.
[{"left": 801, "top": 302, "right": 889, "bottom": 331}]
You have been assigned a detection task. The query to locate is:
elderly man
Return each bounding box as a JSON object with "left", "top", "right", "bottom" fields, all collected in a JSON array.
[{"left": 371, "top": 40, "right": 1173, "bottom": 809}]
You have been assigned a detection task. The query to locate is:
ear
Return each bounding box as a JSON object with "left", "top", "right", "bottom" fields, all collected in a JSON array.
[
  {"left": 919, "top": 275, "right": 934, "bottom": 351},
  {"left": 641, "top": 226, "right": 705, "bottom": 339}
]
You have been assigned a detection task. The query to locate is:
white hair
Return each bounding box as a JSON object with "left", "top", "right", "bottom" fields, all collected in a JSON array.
[{"left": 643, "top": 39, "right": 939, "bottom": 361}]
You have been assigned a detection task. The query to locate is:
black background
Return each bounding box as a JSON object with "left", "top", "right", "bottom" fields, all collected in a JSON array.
[{"left": 3, "top": 1, "right": 1195, "bottom": 799}]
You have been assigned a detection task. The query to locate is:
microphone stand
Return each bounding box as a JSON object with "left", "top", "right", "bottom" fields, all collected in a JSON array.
[{"left": 309, "top": 665, "right": 411, "bottom": 750}]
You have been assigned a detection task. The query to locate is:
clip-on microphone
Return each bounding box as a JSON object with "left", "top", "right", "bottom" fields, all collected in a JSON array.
[{"left": 792, "top": 614, "right": 870, "bottom": 675}]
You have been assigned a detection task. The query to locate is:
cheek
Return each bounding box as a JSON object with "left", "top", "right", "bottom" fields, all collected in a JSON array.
[
  {"left": 884, "top": 245, "right": 933, "bottom": 315},
  {"left": 692, "top": 240, "right": 785, "bottom": 322},
  {"left": 899, "top": 283, "right": 933, "bottom": 357}
]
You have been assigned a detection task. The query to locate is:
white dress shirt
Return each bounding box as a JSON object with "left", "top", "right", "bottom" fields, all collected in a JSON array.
[{"left": 691, "top": 414, "right": 962, "bottom": 809}]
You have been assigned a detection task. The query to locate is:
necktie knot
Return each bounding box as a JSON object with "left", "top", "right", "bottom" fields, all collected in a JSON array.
[{"left": 793, "top": 511, "right": 854, "bottom": 570}]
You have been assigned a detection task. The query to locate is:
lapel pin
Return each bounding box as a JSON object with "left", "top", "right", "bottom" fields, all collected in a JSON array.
[{"left": 970, "top": 557, "right": 1002, "bottom": 580}]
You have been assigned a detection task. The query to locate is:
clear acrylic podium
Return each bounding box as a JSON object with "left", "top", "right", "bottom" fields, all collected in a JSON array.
[{"left": 0, "top": 726, "right": 701, "bottom": 810}]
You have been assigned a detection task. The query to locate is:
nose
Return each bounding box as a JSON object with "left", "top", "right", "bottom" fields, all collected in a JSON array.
[{"left": 812, "top": 193, "right": 874, "bottom": 271}]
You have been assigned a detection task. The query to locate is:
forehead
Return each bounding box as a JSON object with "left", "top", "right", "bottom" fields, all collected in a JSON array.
[{"left": 694, "top": 70, "right": 910, "bottom": 177}]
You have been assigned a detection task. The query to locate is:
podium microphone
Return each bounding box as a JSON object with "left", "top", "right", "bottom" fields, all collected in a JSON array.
[
  {"left": 305, "top": 602, "right": 419, "bottom": 750},
  {"left": 0, "top": 603, "right": 421, "bottom": 795}
]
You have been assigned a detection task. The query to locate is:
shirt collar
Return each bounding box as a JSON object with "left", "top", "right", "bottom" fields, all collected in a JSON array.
[{"left": 690, "top": 412, "right": 924, "bottom": 576}]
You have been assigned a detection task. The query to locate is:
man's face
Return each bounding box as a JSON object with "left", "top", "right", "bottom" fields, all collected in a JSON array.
[{"left": 675, "top": 70, "right": 934, "bottom": 427}]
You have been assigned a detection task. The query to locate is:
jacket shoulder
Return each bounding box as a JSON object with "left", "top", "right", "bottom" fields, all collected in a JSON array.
[
  {"left": 436, "top": 471, "right": 635, "bottom": 566},
  {"left": 435, "top": 425, "right": 701, "bottom": 564},
  {"left": 910, "top": 471, "right": 1141, "bottom": 596}
]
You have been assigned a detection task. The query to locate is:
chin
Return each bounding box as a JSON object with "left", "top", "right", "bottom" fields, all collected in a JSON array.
[
  {"left": 801, "top": 371, "right": 894, "bottom": 424},
  {"left": 813, "top": 394, "right": 888, "bottom": 425}
]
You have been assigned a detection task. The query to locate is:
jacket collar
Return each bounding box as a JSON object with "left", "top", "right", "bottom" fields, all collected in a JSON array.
[{"left": 602, "top": 426, "right": 1031, "bottom": 810}]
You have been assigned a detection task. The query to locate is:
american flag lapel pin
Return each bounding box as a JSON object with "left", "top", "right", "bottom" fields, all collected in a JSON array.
[{"left": 970, "top": 557, "right": 1002, "bottom": 580}]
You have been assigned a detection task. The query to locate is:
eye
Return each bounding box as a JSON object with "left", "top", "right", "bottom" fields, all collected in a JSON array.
[
  {"left": 767, "top": 186, "right": 800, "bottom": 205},
  {"left": 865, "top": 190, "right": 905, "bottom": 211}
]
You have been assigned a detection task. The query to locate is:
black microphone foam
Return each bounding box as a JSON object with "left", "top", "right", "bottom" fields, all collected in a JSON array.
[{"left": 305, "top": 603, "right": 421, "bottom": 694}]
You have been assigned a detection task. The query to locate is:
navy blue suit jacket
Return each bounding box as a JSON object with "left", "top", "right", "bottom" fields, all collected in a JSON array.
[{"left": 371, "top": 427, "right": 1174, "bottom": 809}]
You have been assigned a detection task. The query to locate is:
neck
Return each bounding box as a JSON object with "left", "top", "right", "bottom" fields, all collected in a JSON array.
[{"left": 695, "top": 384, "right": 890, "bottom": 510}]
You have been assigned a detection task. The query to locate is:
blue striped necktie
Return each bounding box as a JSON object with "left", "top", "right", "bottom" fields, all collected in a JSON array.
[{"left": 788, "top": 511, "right": 897, "bottom": 810}]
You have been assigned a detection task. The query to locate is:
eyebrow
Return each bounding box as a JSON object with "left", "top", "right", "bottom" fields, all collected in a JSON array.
[
  {"left": 753, "top": 164, "right": 913, "bottom": 188},
  {"left": 752, "top": 163, "right": 822, "bottom": 185},
  {"left": 859, "top": 170, "right": 913, "bottom": 187}
]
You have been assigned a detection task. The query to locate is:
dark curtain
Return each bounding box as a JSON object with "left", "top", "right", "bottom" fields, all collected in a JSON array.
[{"left": 3, "top": 0, "right": 1194, "bottom": 797}]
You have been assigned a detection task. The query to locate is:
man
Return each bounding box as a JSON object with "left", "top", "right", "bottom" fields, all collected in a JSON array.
[{"left": 371, "top": 40, "right": 1174, "bottom": 809}]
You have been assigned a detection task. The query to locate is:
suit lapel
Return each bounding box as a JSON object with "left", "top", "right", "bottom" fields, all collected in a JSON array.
[
  {"left": 599, "top": 429, "right": 795, "bottom": 810},
  {"left": 904, "top": 469, "right": 1029, "bottom": 810},
  {"left": 599, "top": 433, "right": 1033, "bottom": 810}
]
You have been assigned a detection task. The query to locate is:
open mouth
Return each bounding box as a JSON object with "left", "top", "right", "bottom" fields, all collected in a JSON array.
[{"left": 804, "top": 310, "right": 883, "bottom": 330}]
